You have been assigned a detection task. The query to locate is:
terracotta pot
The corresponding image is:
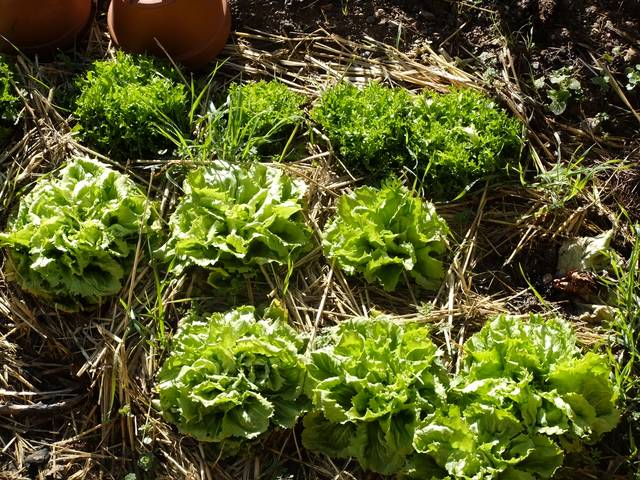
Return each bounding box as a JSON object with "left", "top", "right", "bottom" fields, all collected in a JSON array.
[
  {"left": 0, "top": 0, "right": 92, "bottom": 54},
  {"left": 107, "top": 0, "right": 231, "bottom": 70}
]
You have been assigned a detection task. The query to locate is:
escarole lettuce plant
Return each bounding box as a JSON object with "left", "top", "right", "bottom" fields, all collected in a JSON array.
[
  {"left": 0, "top": 157, "right": 158, "bottom": 310},
  {"left": 311, "top": 82, "right": 522, "bottom": 198},
  {"left": 410, "top": 314, "right": 619, "bottom": 479},
  {"left": 408, "top": 89, "right": 522, "bottom": 199},
  {"left": 156, "top": 303, "right": 309, "bottom": 445},
  {"left": 302, "top": 315, "right": 448, "bottom": 475},
  {"left": 0, "top": 57, "right": 19, "bottom": 144},
  {"left": 323, "top": 179, "right": 449, "bottom": 292},
  {"left": 311, "top": 82, "right": 412, "bottom": 175},
  {"left": 158, "top": 160, "right": 312, "bottom": 286},
  {"left": 74, "top": 51, "right": 187, "bottom": 159}
]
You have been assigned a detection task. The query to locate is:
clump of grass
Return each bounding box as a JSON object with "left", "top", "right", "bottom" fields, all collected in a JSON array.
[
  {"left": 607, "top": 224, "right": 640, "bottom": 473},
  {"left": 74, "top": 51, "right": 187, "bottom": 160},
  {"left": 176, "top": 79, "right": 307, "bottom": 163},
  {"left": 224, "top": 80, "right": 306, "bottom": 157}
]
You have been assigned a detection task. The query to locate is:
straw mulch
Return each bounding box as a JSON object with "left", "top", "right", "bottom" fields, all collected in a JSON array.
[{"left": 0, "top": 22, "right": 629, "bottom": 480}]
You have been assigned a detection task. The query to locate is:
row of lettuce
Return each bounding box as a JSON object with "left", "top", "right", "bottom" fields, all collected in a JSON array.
[
  {"left": 157, "top": 305, "right": 619, "bottom": 479},
  {"left": 0, "top": 157, "right": 449, "bottom": 309},
  {"left": 0, "top": 156, "right": 621, "bottom": 478},
  {"left": 0, "top": 52, "right": 522, "bottom": 200}
]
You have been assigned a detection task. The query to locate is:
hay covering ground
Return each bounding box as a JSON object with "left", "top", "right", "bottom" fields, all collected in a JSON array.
[{"left": 0, "top": 17, "right": 636, "bottom": 480}]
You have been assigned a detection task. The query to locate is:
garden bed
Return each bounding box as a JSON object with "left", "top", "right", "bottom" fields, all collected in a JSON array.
[{"left": 0, "top": 1, "right": 638, "bottom": 480}]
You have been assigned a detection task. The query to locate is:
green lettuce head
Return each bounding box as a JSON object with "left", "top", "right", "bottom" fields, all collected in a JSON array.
[
  {"left": 156, "top": 303, "right": 309, "bottom": 445},
  {"left": 302, "top": 315, "right": 448, "bottom": 475},
  {"left": 460, "top": 314, "right": 619, "bottom": 447},
  {"left": 0, "top": 157, "right": 158, "bottom": 310},
  {"left": 158, "top": 160, "right": 312, "bottom": 286},
  {"left": 323, "top": 179, "right": 449, "bottom": 292},
  {"left": 411, "top": 314, "right": 619, "bottom": 479},
  {"left": 411, "top": 403, "right": 564, "bottom": 479}
]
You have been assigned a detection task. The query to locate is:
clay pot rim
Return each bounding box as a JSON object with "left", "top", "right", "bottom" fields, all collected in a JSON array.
[{"left": 116, "top": 0, "right": 177, "bottom": 8}]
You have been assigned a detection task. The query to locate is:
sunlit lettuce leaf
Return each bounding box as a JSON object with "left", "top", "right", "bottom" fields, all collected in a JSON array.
[
  {"left": 158, "top": 160, "right": 312, "bottom": 285},
  {"left": 322, "top": 180, "right": 449, "bottom": 292},
  {"left": 156, "top": 303, "right": 310, "bottom": 444},
  {"left": 458, "top": 314, "right": 619, "bottom": 451},
  {"left": 302, "top": 315, "right": 447, "bottom": 475},
  {"left": 462, "top": 314, "right": 577, "bottom": 382},
  {"left": 411, "top": 404, "right": 564, "bottom": 479},
  {"left": 0, "top": 157, "right": 158, "bottom": 310}
]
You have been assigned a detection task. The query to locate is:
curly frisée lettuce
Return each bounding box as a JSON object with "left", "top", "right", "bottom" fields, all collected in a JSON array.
[
  {"left": 0, "top": 157, "right": 158, "bottom": 309},
  {"left": 410, "top": 314, "right": 619, "bottom": 479},
  {"left": 302, "top": 315, "right": 448, "bottom": 475},
  {"left": 158, "top": 160, "right": 312, "bottom": 285},
  {"left": 156, "top": 303, "right": 309, "bottom": 444},
  {"left": 310, "top": 82, "right": 412, "bottom": 175},
  {"left": 322, "top": 180, "right": 449, "bottom": 292}
]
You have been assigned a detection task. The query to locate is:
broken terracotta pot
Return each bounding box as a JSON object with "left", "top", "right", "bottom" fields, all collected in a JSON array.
[
  {"left": 0, "top": 0, "right": 92, "bottom": 54},
  {"left": 107, "top": 0, "right": 231, "bottom": 70}
]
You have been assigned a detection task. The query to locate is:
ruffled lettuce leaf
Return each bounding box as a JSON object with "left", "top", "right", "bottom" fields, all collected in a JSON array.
[
  {"left": 458, "top": 315, "right": 618, "bottom": 451},
  {"left": 158, "top": 160, "right": 311, "bottom": 285},
  {"left": 411, "top": 404, "right": 564, "bottom": 480},
  {"left": 156, "top": 303, "right": 310, "bottom": 444},
  {"left": 302, "top": 315, "right": 447, "bottom": 475},
  {"left": 409, "top": 315, "right": 617, "bottom": 479},
  {"left": 323, "top": 180, "right": 449, "bottom": 292},
  {"left": 462, "top": 314, "right": 577, "bottom": 382},
  {"left": 0, "top": 157, "right": 157, "bottom": 310}
]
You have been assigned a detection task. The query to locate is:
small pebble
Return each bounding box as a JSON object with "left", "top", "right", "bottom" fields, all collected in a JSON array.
[{"left": 542, "top": 273, "right": 553, "bottom": 285}]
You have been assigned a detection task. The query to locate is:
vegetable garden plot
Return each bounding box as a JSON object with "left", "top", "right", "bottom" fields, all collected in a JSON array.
[{"left": 0, "top": 22, "right": 637, "bottom": 480}]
